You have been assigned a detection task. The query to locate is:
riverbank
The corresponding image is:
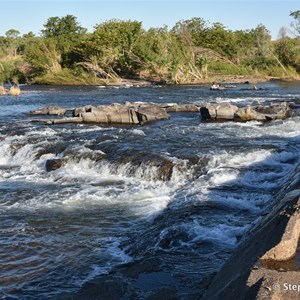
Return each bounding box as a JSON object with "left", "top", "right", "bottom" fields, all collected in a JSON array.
[{"left": 25, "top": 74, "right": 300, "bottom": 87}]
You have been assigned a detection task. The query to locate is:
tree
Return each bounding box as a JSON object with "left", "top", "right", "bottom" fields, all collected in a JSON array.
[
  {"left": 3, "top": 29, "right": 21, "bottom": 56},
  {"left": 133, "top": 26, "right": 173, "bottom": 77},
  {"left": 5, "top": 29, "right": 20, "bottom": 39},
  {"left": 81, "top": 19, "right": 143, "bottom": 76},
  {"left": 42, "top": 15, "right": 86, "bottom": 40},
  {"left": 275, "top": 36, "right": 300, "bottom": 72},
  {"left": 172, "top": 17, "right": 209, "bottom": 47},
  {"left": 24, "top": 38, "right": 61, "bottom": 75},
  {"left": 290, "top": 10, "right": 300, "bottom": 36},
  {"left": 41, "top": 15, "right": 87, "bottom": 67}
]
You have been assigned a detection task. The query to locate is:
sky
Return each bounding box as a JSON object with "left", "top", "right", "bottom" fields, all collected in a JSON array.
[{"left": 0, "top": 0, "right": 299, "bottom": 39}]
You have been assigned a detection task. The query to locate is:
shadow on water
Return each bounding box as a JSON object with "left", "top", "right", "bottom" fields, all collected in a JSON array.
[{"left": 61, "top": 129, "right": 300, "bottom": 300}]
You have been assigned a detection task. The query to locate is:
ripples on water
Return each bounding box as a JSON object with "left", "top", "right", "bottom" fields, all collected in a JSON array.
[{"left": 0, "top": 82, "right": 300, "bottom": 298}]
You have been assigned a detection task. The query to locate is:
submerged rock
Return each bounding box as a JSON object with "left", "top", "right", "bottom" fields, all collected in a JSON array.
[
  {"left": 45, "top": 159, "right": 63, "bottom": 172},
  {"left": 29, "top": 106, "right": 66, "bottom": 116},
  {"left": 161, "top": 103, "right": 200, "bottom": 112},
  {"left": 108, "top": 152, "right": 176, "bottom": 181}
]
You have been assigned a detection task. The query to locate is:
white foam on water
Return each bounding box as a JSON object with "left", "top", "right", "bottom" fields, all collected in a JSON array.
[
  {"left": 157, "top": 220, "right": 251, "bottom": 250},
  {"left": 55, "top": 176, "right": 174, "bottom": 218},
  {"left": 179, "top": 145, "right": 299, "bottom": 217},
  {"left": 212, "top": 193, "right": 270, "bottom": 212},
  {"left": 207, "top": 149, "right": 272, "bottom": 171},
  {"left": 73, "top": 237, "right": 132, "bottom": 287},
  {"left": 214, "top": 96, "right": 279, "bottom": 105},
  {"left": 130, "top": 129, "right": 146, "bottom": 136},
  {"left": 214, "top": 117, "right": 300, "bottom": 140},
  {"left": 3, "top": 153, "right": 183, "bottom": 219},
  {"left": 188, "top": 221, "right": 251, "bottom": 247}
]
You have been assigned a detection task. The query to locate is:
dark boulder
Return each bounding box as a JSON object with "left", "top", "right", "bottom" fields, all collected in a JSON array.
[{"left": 45, "top": 159, "right": 63, "bottom": 172}]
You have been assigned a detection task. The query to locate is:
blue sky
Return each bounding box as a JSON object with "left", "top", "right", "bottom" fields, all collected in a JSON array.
[{"left": 0, "top": 1, "right": 299, "bottom": 39}]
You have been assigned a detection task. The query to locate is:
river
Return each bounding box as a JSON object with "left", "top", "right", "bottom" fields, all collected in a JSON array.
[{"left": 0, "top": 82, "right": 300, "bottom": 299}]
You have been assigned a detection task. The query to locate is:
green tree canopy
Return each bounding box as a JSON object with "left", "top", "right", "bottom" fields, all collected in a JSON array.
[
  {"left": 290, "top": 10, "right": 300, "bottom": 35},
  {"left": 5, "top": 29, "right": 20, "bottom": 38}
]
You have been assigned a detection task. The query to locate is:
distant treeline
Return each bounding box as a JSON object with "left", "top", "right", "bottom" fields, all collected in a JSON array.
[{"left": 1, "top": 12, "right": 300, "bottom": 85}]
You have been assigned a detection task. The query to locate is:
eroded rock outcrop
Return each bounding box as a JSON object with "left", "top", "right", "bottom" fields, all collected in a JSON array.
[
  {"left": 200, "top": 103, "right": 239, "bottom": 121},
  {"left": 32, "top": 103, "right": 170, "bottom": 125},
  {"left": 200, "top": 102, "right": 292, "bottom": 122},
  {"left": 28, "top": 101, "right": 293, "bottom": 126},
  {"left": 235, "top": 102, "right": 292, "bottom": 121}
]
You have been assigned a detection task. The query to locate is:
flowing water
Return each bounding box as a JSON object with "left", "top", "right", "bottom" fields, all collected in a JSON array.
[{"left": 0, "top": 82, "right": 300, "bottom": 299}]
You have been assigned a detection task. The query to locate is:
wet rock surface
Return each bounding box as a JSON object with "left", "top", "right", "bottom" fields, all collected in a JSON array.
[{"left": 45, "top": 159, "right": 63, "bottom": 172}]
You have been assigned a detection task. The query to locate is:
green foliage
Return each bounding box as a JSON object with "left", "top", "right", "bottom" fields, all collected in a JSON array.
[
  {"left": 134, "top": 27, "right": 172, "bottom": 72},
  {"left": 80, "top": 19, "right": 143, "bottom": 76},
  {"left": 42, "top": 15, "right": 86, "bottom": 44},
  {"left": 34, "top": 67, "right": 106, "bottom": 85},
  {"left": 0, "top": 59, "right": 25, "bottom": 84},
  {"left": 290, "top": 10, "right": 300, "bottom": 35},
  {"left": 208, "top": 60, "right": 252, "bottom": 76},
  {"left": 23, "top": 38, "right": 61, "bottom": 75},
  {"left": 1, "top": 14, "right": 300, "bottom": 85},
  {"left": 5, "top": 29, "right": 20, "bottom": 39},
  {"left": 41, "top": 15, "right": 87, "bottom": 67}
]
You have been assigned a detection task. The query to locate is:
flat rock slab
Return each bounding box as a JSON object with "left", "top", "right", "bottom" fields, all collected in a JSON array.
[
  {"left": 248, "top": 267, "right": 300, "bottom": 300},
  {"left": 29, "top": 105, "right": 67, "bottom": 116},
  {"left": 200, "top": 102, "right": 292, "bottom": 122},
  {"left": 31, "top": 102, "right": 170, "bottom": 126},
  {"left": 200, "top": 103, "right": 239, "bottom": 121}
]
